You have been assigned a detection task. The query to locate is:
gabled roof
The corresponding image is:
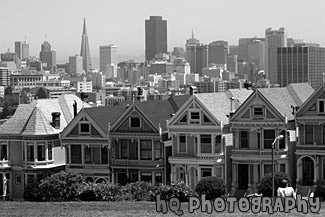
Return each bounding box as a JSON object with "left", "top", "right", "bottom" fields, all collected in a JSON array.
[
  {"left": 168, "top": 95, "right": 191, "bottom": 113},
  {"left": 0, "top": 94, "right": 90, "bottom": 136},
  {"left": 296, "top": 83, "right": 325, "bottom": 116},
  {"left": 257, "top": 83, "right": 314, "bottom": 120}
]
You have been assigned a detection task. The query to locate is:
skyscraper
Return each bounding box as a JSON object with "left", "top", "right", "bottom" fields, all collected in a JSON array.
[
  {"left": 69, "top": 55, "right": 83, "bottom": 75},
  {"left": 187, "top": 44, "right": 208, "bottom": 75},
  {"left": 80, "top": 18, "right": 92, "bottom": 73},
  {"left": 39, "top": 41, "right": 56, "bottom": 72},
  {"left": 145, "top": 16, "right": 167, "bottom": 61},
  {"left": 265, "top": 27, "right": 287, "bottom": 84},
  {"left": 100, "top": 45, "right": 118, "bottom": 78},
  {"left": 208, "top": 41, "right": 228, "bottom": 65},
  {"left": 15, "top": 40, "right": 29, "bottom": 60},
  {"left": 277, "top": 44, "right": 325, "bottom": 89}
]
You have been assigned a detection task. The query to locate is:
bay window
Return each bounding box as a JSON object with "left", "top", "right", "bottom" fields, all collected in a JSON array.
[
  {"left": 27, "top": 143, "right": 34, "bottom": 161},
  {"left": 140, "top": 140, "right": 152, "bottom": 160},
  {"left": 263, "top": 130, "right": 275, "bottom": 149},
  {"left": 37, "top": 143, "right": 45, "bottom": 161},
  {"left": 201, "top": 135, "right": 212, "bottom": 153},
  {"left": 71, "top": 145, "right": 82, "bottom": 163}
]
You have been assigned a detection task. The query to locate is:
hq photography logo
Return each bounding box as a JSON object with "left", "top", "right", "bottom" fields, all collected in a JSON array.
[{"left": 155, "top": 194, "right": 321, "bottom": 216}]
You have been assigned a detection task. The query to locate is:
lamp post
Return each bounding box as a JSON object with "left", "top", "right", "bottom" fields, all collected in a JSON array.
[{"left": 272, "top": 135, "right": 284, "bottom": 199}]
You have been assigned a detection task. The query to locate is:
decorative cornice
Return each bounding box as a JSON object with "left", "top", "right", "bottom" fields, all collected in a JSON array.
[{"left": 230, "top": 122, "right": 285, "bottom": 128}]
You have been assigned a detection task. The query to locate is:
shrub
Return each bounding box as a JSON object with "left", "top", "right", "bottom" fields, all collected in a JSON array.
[
  {"left": 78, "top": 182, "right": 122, "bottom": 201},
  {"left": 39, "top": 171, "right": 84, "bottom": 201},
  {"left": 159, "top": 180, "right": 197, "bottom": 202},
  {"left": 123, "top": 181, "right": 159, "bottom": 202},
  {"left": 257, "top": 171, "right": 290, "bottom": 197},
  {"left": 314, "top": 186, "right": 325, "bottom": 201},
  {"left": 24, "top": 176, "right": 42, "bottom": 201},
  {"left": 195, "top": 176, "right": 227, "bottom": 200}
]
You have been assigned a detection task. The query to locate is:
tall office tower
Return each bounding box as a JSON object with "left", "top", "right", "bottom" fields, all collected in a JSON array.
[
  {"left": 0, "top": 67, "right": 10, "bottom": 86},
  {"left": 208, "top": 41, "right": 228, "bottom": 65},
  {"left": 145, "top": 16, "right": 167, "bottom": 61},
  {"left": 80, "top": 18, "right": 92, "bottom": 73},
  {"left": 40, "top": 41, "right": 56, "bottom": 72},
  {"left": 15, "top": 41, "right": 29, "bottom": 60},
  {"left": 100, "top": 45, "right": 118, "bottom": 78},
  {"left": 265, "top": 27, "right": 287, "bottom": 84},
  {"left": 247, "top": 38, "right": 265, "bottom": 71},
  {"left": 69, "top": 55, "right": 83, "bottom": 75},
  {"left": 187, "top": 44, "right": 208, "bottom": 75},
  {"left": 277, "top": 44, "right": 325, "bottom": 89},
  {"left": 185, "top": 30, "right": 200, "bottom": 68},
  {"left": 227, "top": 54, "right": 238, "bottom": 74},
  {"left": 229, "top": 45, "right": 239, "bottom": 56},
  {"left": 238, "top": 38, "right": 251, "bottom": 62}
]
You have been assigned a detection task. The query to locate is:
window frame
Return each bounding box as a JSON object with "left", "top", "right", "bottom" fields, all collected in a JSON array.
[
  {"left": 71, "top": 144, "right": 82, "bottom": 164},
  {"left": 130, "top": 117, "right": 141, "bottom": 128},
  {"left": 0, "top": 141, "right": 8, "bottom": 161},
  {"left": 178, "top": 134, "right": 187, "bottom": 153},
  {"left": 200, "top": 134, "right": 212, "bottom": 154},
  {"left": 263, "top": 129, "right": 275, "bottom": 149},
  {"left": 37, "top": 142, "right": 46, "bottom": 161},
  {"left": 140, "top": 140, "right": 152, "bottom": 160},
  {"left": 189, "top": 110, "right": 200, "bottom": 124},
  {"left": 253, "top": 107, "right": 264, "bottom": 117},
  {"left": 318, "top": 100, "right": 325, "bottom": 114},
  {"left": 27, "top": 142, "right": 35, "bottom": 162},
  {"left": 79, "top": 122, "right": 91, "bottom": 135},
  {"left": 305, "top": 124, "right": 314, "bottom": 145},
  {"left": 239, "top": 131, "right": 249, "bottom": 149}
]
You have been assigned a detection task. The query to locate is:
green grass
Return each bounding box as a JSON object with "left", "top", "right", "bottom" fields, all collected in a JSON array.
[{"left": 0, "top": 201, "right": 323, "bottom": 216}]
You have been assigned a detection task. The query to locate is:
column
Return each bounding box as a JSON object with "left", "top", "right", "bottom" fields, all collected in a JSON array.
[
  {"left": 45, "top": 143, "right": 48, "bottom": 161},
  {"left": 152, "top": 172, "right": 155, "bottom": 185},
  {"left": 151, "top": 139, "right": 154, "bottom": 161},
  {"left": 138, "top": 139, "right": 141, "bottom": 160},
  {"left": 68, "top": 145, "right": 71, "bottom": 164},
  {"left": 112, "top": 173, "right": 115, "bottom": 184},
  {"left": 198, "top": 167, "right": 201, "bottom": 181},
  {"left": 198, "top": 135, "right": 201, "bottom": 154},
  {"left": 24, "top": 143, "right": 27, "bottom": 162},
  {"left": 34, "top": 142, "right": 37, "bottom": 162},
  {"left": 81, "top": 145, "right": 85, "bottom": 164},
  {"left": 212, "top": 135, "right": 215, "bottom": 154},
  {"left": 315, "top": 157, "right": 319, "bottom": 186}
]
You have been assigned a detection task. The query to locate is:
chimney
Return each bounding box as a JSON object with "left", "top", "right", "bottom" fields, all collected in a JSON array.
[
  {"left": 73, "top": 100, "right": 77, "bottom": 117},
  {"left": 51, "top": 112, "right": 61, "bottom": 129},
  {"left": 230, "top": 97, "right": 235, "bottom": 114}
]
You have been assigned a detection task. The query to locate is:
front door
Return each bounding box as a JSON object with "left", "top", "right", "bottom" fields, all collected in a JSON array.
[
  {"left": 303, "top": 157, "right": 314, "bottom": 186},
  {"left": 238, "top": 164, "right": 248, "bottom": 190}
]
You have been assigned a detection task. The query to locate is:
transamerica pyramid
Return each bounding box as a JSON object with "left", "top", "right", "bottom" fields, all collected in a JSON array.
[{"left": 80, "top": 18, "right": 92, "bottom": 73}]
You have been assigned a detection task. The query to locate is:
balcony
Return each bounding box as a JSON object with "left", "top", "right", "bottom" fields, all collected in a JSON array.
[
  {"left": 196, "top": 153, "right": 224, "bottom": 160},
  {"left": 296, "top": 145, "right": 325, "bottom": 152},
  {"left": 67, "top": 164, "right": 110, "bottom": 170},
  {"left": 111, "top": 159, "right": 164, "bottom": 167},
  {"left": 23, "top": 159, "right": 54, "bottom": 168},
  {"left": 232, "top": 149, "right": 288, "bottom": 158}
]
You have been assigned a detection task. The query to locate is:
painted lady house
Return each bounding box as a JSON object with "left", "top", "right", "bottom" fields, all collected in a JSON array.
[
  {"left": 167, "top": 89, "right": 252, "bottom": 189},
  {"left": 0, "top": 94, "right": 89, "bottom": 200},
  {"left": 295, "top": 83, "right": 325, "bottom": 197},
  {"left": 229, "top": 83, "right": 314, "bottom": 198},
  {"left": 60, "top": 95, "right": 189, "bottom": 185}
]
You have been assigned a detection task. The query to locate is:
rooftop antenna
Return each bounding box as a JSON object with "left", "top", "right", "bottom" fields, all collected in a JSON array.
[
  {"left": 191, "top": 29, "right": 194, "bottom": 38},
  {"left": 24, "top": 35, "right": 26, "bottom": 44},
  {"left": 45, "top": 34, "right": 47, "bottom": 41}
]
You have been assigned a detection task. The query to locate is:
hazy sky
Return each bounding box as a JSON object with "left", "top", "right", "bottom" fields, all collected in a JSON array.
[{"left": 1, "top": 0, "right": 325, "bottom": 61}]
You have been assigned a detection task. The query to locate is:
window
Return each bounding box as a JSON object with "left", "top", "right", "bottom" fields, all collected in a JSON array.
[
  {"left": 0, "top": 142, "right": 7, "bottom": 161},
  {"left": 84, "top": 146, "right": 91, "bottom": 163},
  {"left": 71, "top": 145, "right": 81, "bottom": 164},
  {"left": 178, "top": 135, "right": 186, "bottom": 153},
  {"left": 79, "top": 123, "right": 90, "bottom": 134},
  {"left": 280, "top": 164, "right": 286, "bottom": 173},
  {"left": 215, "top": 135, "right": 222, "bottom": 154},
  {"left": 27, "top": 143, "right": 34, "bottom": 161},
  {"left": 130, "top": 117, "right": 140, "bottom": 127},
  {"left": 140, "top": 140, "right": 152, "bottom": 160},
  {"left": 190, "top": 111, "right": 200, "bottom": 124},
  {"left": 263, "top": 130, "right": 275, "bottom": 149},
  {"left": 239, "top": 131, "right": 249, "bottom": 148},
  {"left": 129, "top": 170, "right": 139, "bottom": 183},
  {"left": 305, "top": 125, "right": 314, "bottom": 144},
  {"left": 201, "top": 135, "right": 212, "bottom": 153},
  {"left": 141, "top": 172, "right": 152, "bottom": 182},
  {"left": 48, "top": 142, "right": 53, "bottom": 160},
  {"left": 37, "top": 143, "right": 45, "bottom": 161},
  {"left": 155, "top": 172, "right": 162, "bottom": 185},
  {"left": 215, "top": 167, "right": 222, "bottom": 178},
  {"left": 120, "top": 139, "right": 128, "bottom": 159},
  {"left": 201, "top": 168, "right": 212, "bottom": 177},
  {"left": 179, "top": 114, "right": 187, "bottom": 123},
  {"left": 323, "top": 125, "right": 325, "bottom": 145},
  {"left": 203, "top": 114, "right": 211, "bottom": 123},
  {"left": 279, "top": 130, "right": 286, "bottom": 149},
  {"left": 253, "top": 107, "right": 264, "bottom": 116},
  {"left": 264, "top": 165, "right": 272, "bottom": 176},
  {"left": 101, "top": 147, "right": 108, "bottom": 164},
  {"left": 257, "top": 132, "right": 261, "bottom": 149},
  {"left": 155, "top": 141, "right": 162, "bottom": 160},
  {"left": 319, "top": 100, "right": 325, "bottom": 113}
]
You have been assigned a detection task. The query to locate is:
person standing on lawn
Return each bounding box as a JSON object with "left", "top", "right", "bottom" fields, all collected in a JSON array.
[{"left": 277, "top": 179, "right": 296, "bottom": 199}]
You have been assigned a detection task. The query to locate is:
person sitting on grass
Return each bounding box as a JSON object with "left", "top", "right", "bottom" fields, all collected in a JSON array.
[{"left": 277, "top": 179, "right": 296, "bottom": 199}]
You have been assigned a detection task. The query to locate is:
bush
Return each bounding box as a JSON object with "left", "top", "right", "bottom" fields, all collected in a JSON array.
[
  {"left": 24, "top": 176, "right": 42, "bottom": 201},
  {"left": 123, "top": 181, "right": 159, "bottom": 202},
  {"left": 314, "top": 186, "right": 325, "bottom": 201},
  {"left": 39, "top": 171, "right": 84, "bottom": 201},
  {"left": 195, "top": 176, "right": 227, "bottom": 200},
  {"left": 257, "top": 171, "right": 290, "bottom": 197},
  {"left": 78, "top": 182, "right": 122, "bottom": 201},
  {"left": 159, "top": 181, "right": 197, "bottom": 202}
]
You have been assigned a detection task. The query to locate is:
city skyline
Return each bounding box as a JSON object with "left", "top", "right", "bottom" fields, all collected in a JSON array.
[{"left": 1, "top": 0, "right": 325, "bottom": 62}]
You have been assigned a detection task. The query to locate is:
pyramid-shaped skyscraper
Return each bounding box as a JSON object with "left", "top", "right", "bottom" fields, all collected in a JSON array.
[{"left": 80, "top": 18, "right": 92, "bottom": 73}]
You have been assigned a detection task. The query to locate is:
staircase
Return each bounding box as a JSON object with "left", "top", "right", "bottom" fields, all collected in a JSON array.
[
  {"left": 232, "top": 189, "right": 246, "bottom": 200},
  {"left": 296, "top": 186, "right": 310, "bottom": 199}
]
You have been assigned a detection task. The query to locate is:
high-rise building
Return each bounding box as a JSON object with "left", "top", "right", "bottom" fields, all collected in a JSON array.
[
  {"left": 100, "top": 45, "right": 118, "bottom": 78},
  {"left": 227, "top": 54, "right": 238, "bottom": 74},
  {"left": 186, "top": 31, "right": 200, "bottom": 68},
  {"left": 277, "top": 44, "right": 325, "bottom": 89},
  {"left": 15, "top": 40, "right": 29, "bottom": 60},
  {"left": 247, "top": 38, "right": 265, "bottom": 71},
  {"left": 208, "top": 41, "right": 228, "bottom": 65},
  {"left": 265, "top": 27, "right": 287, "bottom": 84},
  {"left": 229, "top": 45, "right": 239, "bottom": 56},
  {"left": 80, "top": 18, "right": 92, "bottom": 73},
  {"left": 69, "top": 55, "right": 83, "bottom": 75},
  {"left": 238, "top": 38, "right": 251, "bottom": 62},
  {"left": 145, "top": 16, "right": 167, "bottom": 61},
  {"left": 187, "top": 44, "right": 208, "bottom": 75},
  {"left": 40, "top": 41, "right": 56, "bottom": 72},
  {"left": 0, "top": 67, "right": 10, "bottom": 86}
]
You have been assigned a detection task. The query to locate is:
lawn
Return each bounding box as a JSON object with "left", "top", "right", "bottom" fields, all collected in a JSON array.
[{"left": 0, "top": 201, "right": 323, "bottom": 217}]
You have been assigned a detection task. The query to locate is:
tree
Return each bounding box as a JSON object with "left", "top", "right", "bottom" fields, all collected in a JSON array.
[
  {"left": 35, "top": 87, "right": 48, "bottom": 99},
  {"left": 257, "top": 171, "right": 291, "bottom": 197},
  {"left": 195, "top": 176, "right": 227, "bottom": 200},
  {"left": 4, "top": 86, "right": 13, "bottom": 96}
]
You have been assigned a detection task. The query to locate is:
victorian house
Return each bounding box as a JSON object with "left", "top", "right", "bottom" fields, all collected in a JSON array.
[
  {"left": 0, "top": 94, "right": 89, "bottom": 200},
  {"left": 229, "top": 83, "right": 314, "bottom": 197},
  {"left": 60, "top": 95, "right": 189, "bottom": 185},
  {"left": 295, "top": 83, "right": 325, "bottom": 196},
  {"left": 167, "top": 89, "right": 252, "bottom": 189}
]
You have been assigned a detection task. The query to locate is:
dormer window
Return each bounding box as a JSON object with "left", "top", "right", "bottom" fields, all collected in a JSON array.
[
  {"left": 253, "top": 107, "right": 264, "bottom": 116},
  {"left": 130, "top": 117, "right": 141, "bottom": 127},
  {"left": 318, "top": 100, "right": 325, "bottom": 113},
  {"left": 190, "top": 111, "right": 200, "bottom": 124},
  {"left": 79, "top": 122, "right": 90, "bottom": 135}
]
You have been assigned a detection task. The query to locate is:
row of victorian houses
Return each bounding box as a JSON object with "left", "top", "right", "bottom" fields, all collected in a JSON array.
[{"left": 0, "top": 82, "right": 324, "bottom": 200}]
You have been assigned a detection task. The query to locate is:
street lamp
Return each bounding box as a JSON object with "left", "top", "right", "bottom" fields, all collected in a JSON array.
[{"left": 272, "top": 134, "right": 284, "bottom": 199}]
